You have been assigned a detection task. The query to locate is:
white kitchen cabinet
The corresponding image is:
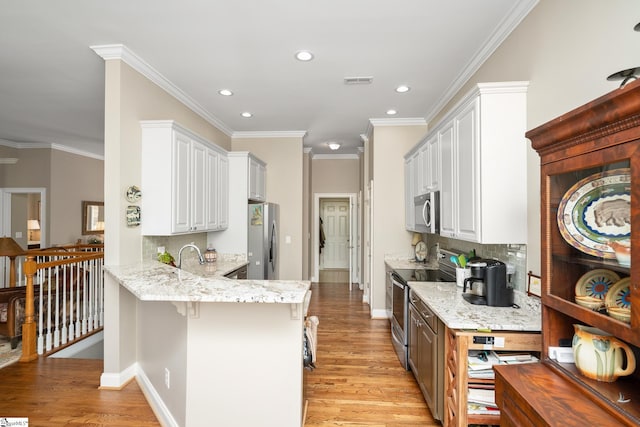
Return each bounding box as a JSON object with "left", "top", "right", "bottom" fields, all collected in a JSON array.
[
  {"left": 438, "top": 119, "right": 455, "bottom": 237},
  {"left": 141, "top": 120, "right": 228, "bottom": 235},
  {"left": 248, "top": 155, "right": 266, "bottom": 202},
  {"left": 404, "top": 155, "right": 416, "bottom": 231},
  {"left": 408, "top": 81, "right": 529, "bottom": 244},
  {"left": 208, "top": 151, "right": 266, "bottom": 253},
  {"left": 218, "top": 154, "right": 229, "bottom": 229}
]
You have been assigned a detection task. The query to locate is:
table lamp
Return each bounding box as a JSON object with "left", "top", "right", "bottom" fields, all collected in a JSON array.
[{"left": 0, "top": 237, "right": 26, "bottom": 287}]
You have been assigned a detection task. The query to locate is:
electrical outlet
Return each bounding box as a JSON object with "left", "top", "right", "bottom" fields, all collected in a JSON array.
[
  {"left": 164, "top": 368, "right": 170, "bottom": 389},
  {"left": 190, "top": 241, "right": 195, "bottom": 252},
  {"left": 157, "top": 246, "right": 165, "bottom": 254}
]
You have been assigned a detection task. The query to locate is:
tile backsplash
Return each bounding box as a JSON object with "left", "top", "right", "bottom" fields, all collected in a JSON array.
[
  {"left": 143, "top": 234, "right": 208, "bottom": 263},
  {"left": 425, "top": 235, "right": 528, "bottom": 293}
]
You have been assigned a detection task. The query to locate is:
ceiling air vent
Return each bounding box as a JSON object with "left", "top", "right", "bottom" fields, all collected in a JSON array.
[{"left": 344, "top": 76, "right": 373, "bottom": 85}]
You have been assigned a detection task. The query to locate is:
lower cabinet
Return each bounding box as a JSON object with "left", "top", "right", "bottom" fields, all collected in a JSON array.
[
  {"left": 408, "top": 290, "right": 444, "bottom": 422},
  {"left": 444, "top": 329, "right": 541, "bottom": 427}
]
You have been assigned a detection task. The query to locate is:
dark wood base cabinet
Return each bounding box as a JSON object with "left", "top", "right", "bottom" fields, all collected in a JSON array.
[{"left": 494, "top": 363, "right": 633, "bottom": 426}]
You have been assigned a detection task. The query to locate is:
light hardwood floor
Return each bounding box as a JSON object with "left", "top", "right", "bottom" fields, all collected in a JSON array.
[
  {"left": 304, "top": 282, "right": 437, "bottom": 426},
  {"left": 0, "top": 282, "right": 435, "bottom": 426}
]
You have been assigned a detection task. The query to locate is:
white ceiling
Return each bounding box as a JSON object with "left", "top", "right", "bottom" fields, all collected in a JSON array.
[{"left": 0, "top": 1, "right": 537, "bottom": 157}]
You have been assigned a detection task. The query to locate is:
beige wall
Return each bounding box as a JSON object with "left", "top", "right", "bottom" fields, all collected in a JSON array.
[
  {"left": 102, "top": 59, "right": 232, "bottom": 384},
  {"left": 0, "top": 146, "right": 102, "bottom": 246},
  {"left": 232, "top": 137, "right": 304, "bottom": 280},
  {"left": 311, "top": 157, "right": 360, "bottom": 194},
  {"left": 49, "top": 150, "right": 104, "bottom": 244},
  {"left": 426, "top": 0, "right": 638, "bottom": 275},
  {"left": 371, "top": 124, "right": 427, "bottom": 316},
  {"left": 103, "top": 60, "right": 232, "bottom": 266}
]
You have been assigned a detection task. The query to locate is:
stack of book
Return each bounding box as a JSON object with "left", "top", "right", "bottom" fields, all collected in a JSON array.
[{"left": 467, "top": 350, "right": 539, "bottom": 415}]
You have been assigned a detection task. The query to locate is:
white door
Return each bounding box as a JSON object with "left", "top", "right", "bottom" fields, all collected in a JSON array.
[{"left": 320, "top": 200, "right": 349, "bottom": 269}]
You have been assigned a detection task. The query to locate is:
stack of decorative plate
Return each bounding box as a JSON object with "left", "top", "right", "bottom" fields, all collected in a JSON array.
[
  {"left": 574, "top": 269, "right": 620, "bottom": 310},
  {"left": 605, "top": 278, "right": 631, "bottom": 323}
]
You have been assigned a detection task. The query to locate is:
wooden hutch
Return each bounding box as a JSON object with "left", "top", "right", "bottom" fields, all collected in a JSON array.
[{"left": 494, "top": 80, "right": 640, "bottom": 425}]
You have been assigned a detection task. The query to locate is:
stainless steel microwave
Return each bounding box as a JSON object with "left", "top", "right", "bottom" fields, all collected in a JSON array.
[{"left": 414, "top": 191, "right": 440, "bottom": 234}]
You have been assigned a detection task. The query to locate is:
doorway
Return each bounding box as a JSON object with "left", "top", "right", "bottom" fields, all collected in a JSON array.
[
  {"left": 0, "top": 188, "right": 47, "bottom": 287},
  {"left": 313, "top": 193, "right": 360, "bottom": 287}
]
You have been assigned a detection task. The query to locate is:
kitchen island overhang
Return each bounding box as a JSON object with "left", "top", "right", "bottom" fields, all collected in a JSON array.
[{"left": 102, "top": 261, "right": 311, "bottom": 427}]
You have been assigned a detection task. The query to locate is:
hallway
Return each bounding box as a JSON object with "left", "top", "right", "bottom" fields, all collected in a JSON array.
[{"left": 304, "top": 283, "right": 437, "bottom": 426}]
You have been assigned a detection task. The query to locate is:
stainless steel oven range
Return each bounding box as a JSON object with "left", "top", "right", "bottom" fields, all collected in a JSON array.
[{"left": 390, "top": 248, "right": 459, "bottom": 370}]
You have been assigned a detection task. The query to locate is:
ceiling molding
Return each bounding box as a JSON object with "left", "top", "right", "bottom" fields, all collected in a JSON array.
[
  {"left": 423, "top": 0, "right": 539, "bottom": 124},
  {"left": 90, "top": 44, "right": 233, "bottom": 137},
  {"left": 232, "top": 131, "right": 307, "bottom": 139},
  {"left": 311, "top": 153, "right": 359, "bottom": 160},
  {"left": 303, "top": 147, "right": 313, "bottom": 154},
  {"left": 0, "top": 139, "right": 104, "bottom": 161},
  {"left": 368, "top": 118, "right": 427, "bottom": 127}
]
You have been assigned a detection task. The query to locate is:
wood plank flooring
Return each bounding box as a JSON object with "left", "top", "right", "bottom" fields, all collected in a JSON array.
[
  {"left": 0, "top": 282, "right": 435, "bottom": 426},
  {"left": 0, "top": 357, "right": 160, "bottom": 426},
  {"left": 304, "top": 283, "right": 437, "bottom": 426}
]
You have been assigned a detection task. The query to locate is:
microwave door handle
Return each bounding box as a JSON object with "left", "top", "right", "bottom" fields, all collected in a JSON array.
[{"left": 423, "top": 199, "right": 431, "bottom": 227}]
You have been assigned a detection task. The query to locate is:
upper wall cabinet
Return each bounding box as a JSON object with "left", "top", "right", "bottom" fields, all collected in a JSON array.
[
  {"left": 248, "top": 154, "right": 267, "bottom": 202},
  {"left": 407, "top": 82, "right": 529, "bottom": 244},
  {"left": 140, "top": 120, "right": 229, "bottom": 235}
]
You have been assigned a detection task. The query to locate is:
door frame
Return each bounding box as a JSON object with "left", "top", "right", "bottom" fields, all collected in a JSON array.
[{"left": 313, "top": 192, "right": 359, "bottom": 284}]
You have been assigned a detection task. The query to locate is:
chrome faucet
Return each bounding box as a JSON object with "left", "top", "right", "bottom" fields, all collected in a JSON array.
[{"left": 177, "top": 244, "right": 205, "bottom": 269}]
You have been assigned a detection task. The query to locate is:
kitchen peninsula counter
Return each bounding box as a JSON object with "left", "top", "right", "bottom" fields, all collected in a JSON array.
[
  {"left": 409, "top": 281, "right": 541, "bottom": 331},
  {"left": 104, "top": 260, "right": 310, "bottom": 304},
  {"left": 102, "top": 261, "right": 311, "bottom": 427}
]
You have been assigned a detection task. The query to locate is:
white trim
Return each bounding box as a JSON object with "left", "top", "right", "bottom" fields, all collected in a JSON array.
[
  {"left": 0, "top": 158, "right": 18, "bottom": 164},
  {"left": 423, "top": 0, "right": 538, "bottom": 124},
  {"left": 313, "top": 193, "right": 359, "bottom": 283},
  {"left": 91, "top": 44, "right": 233, "bottom": 137},
  {"left": 136, "top": 367, "right": 180, "bottom": 427},
  {"left": 49, "top": 331, "right": 103, "bottom": 358},
  {"left": 371, "top": 309, "right": 389, "bottom": 319},
  {"left": 368, "top": 118, "right": 427, "bottom": 127},
  {"left": 232, "top": 130, "right": 307, "bottom": 139},
  {"left": 0, "top": 187, "right": 47, "bottom": 248},
  {"left": 311, "top": 154, "right": 359, "bottom": 160},
  {"left": 99, "top": 362, "right": 138, "bottom": 388},
  {"left": 0, "top": 139, "right": 104, "bottom": 161}
]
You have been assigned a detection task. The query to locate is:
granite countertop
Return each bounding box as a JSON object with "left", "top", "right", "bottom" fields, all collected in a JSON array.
[
  {"left": 385, "top": 258, "right": 439, "bottom": 271},
  {"left": 104, "top": 261, "right": 311, "bottom": 304},
  {"left": 409, "top": 281, "right": 541, "bottom": 332}
]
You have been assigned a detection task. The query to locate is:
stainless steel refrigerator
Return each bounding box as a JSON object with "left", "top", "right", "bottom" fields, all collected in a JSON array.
[{"left": 247, "top": 203, "right": 279, "bottom": 280}]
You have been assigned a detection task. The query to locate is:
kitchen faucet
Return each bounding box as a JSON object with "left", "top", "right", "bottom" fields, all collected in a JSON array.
[{"left": 177, "top": 244, "right": 205, "bottom": 269}]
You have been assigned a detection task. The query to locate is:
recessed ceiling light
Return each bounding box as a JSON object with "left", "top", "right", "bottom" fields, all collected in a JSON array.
[
  {"left": 395, "top": 85, "right": 410, "bottom": 93},
  {"left": 241, "top": 112, "right": 253, "bottom": 118},
  {"left": 218, "top": 89, "right": 233, "bottom": 96},
  {"left": 295, "top": 50, "right": 314, "bottom": 61},
  {"left": 386, "top": 109, "right": 397, "bottom": 115},
  {"left": 328, "top": 142, "right": 341, "bottom": 150}
]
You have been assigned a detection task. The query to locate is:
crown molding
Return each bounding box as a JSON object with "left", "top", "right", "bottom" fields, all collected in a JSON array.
[
  {"left": 368, "top": 118, "right": 427, "bottom": 127},
  {"left": 232, "top": 130, "right": 307, "bottom": 139},
  {"left": 0, "top": 139, "right": 104, "bottom": 161},
  {"left": 303, "top": 147, "right": 313, "bottom": 154},
  {"left": 424, "top": 0, "right": 539, "bottom": 124},
  {"left": 91, "top": 44, "right": 233, "bottom": 137},
  {"left": 311, "top": 153, "right": 360, "bottom": 160}
]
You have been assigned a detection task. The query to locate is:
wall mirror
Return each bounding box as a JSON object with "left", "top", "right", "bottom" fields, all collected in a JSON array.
[{"left": 82, "top": 201, "right": 105, "bottom": 235}]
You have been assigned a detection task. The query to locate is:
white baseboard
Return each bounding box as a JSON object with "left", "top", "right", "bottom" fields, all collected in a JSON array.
[
  {"left": 99, "top": 362, "right": 137, "bottom": 388},
  {"left": 136, "top": 368, "right": 179, "bottom": 427},
  {"left": 370, "top": 308, "right": 389, "bottom": 319}
]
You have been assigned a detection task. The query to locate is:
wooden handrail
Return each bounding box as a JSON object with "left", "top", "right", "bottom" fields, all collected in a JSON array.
[{"left": 18, "top": 246, "right": 104, "bottom": 362}]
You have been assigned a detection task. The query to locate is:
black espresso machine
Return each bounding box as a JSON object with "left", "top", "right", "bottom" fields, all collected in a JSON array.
[{"left": 463, "top": 259, "right": 514, "bottom": 307}]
